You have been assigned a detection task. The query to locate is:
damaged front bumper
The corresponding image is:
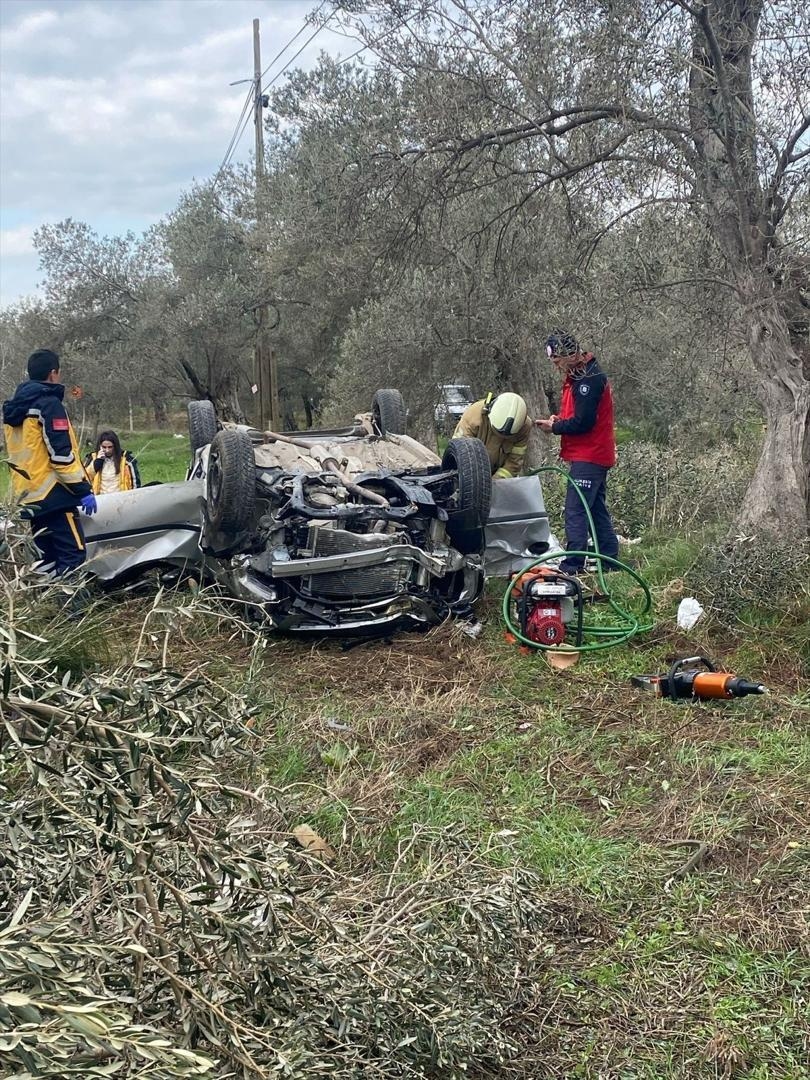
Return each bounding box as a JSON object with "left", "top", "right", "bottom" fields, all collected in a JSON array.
[{"left": 225, "top": 545, "right": 483, "bottom": 634}]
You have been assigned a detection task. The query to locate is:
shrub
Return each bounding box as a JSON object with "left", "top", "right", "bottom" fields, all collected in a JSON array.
[
  {"left": 686, "top": 532, "right": 810, "bottom": 633},
  {"left": 608, "top": 437, "right": 757, "bottom": 538}
]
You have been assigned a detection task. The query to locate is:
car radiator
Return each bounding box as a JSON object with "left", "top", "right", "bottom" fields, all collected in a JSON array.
[{"left": 304, "top": 525, "right": 413, "bottom": 599}]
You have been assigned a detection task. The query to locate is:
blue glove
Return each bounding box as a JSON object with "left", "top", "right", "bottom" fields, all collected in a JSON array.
[{"left": 79, "top": 494, "right": 98, "bottom": 516}]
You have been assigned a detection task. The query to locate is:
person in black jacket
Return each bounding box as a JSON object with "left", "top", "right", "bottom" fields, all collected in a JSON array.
[{"left": 2, "top": 349, "right": 97, "bottom": 574}]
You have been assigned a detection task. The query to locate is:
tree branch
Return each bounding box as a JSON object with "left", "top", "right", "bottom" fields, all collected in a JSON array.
[
  {"left": 178, "top": 359, "right": 209, "bottom": 400},
  {"left": 765, "top": 115, "right": 810, "bottom": 228}
]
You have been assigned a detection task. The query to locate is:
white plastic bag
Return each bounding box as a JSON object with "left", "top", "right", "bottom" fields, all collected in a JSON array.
[{"left": 677, "top": 597, "right": 704, "bottom": 631}]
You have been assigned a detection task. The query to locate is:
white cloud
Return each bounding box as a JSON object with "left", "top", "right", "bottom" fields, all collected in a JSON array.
[
  {"left": 1, "top": 9, "right": 60, "bottom": 49},
  {"left": 0, "top": 225, "right": 35, "bottom": 257},
  {"left": 74, "top": 4, "right": 127, "bottom": 39},
  {"left": 0, "top": 0, "right": 357, "bottom": 308}
]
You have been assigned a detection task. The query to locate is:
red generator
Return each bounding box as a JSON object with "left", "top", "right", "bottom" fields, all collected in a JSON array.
[{"left": 510, "top": 566, "right": 584, "bottom": 647}]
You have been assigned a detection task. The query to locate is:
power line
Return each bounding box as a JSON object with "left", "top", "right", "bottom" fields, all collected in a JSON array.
[
  {"left": 212, "top": 85, "right": 254, "bottom": 186},
  {"left": 337, "top": 13, "right": 412, "bottom": 67},
  {"left": 260, "top": 7, "right": 336, "bottom": 96},
  {"left": 258, "top": 0, "right": 330, "bottom": 85},
  {"left": 212, "top": 4, "right": 336, "bottom": 186},
  {"left": 337, "top": 42, "right": 368, "bottom": 66},
  {"left": 217, "top": 100, "right": 261, "bottom": 183}
]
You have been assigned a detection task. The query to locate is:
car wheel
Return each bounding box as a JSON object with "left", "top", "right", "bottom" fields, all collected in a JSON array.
[
  {"left": 442, "top": 436, "right": 493, "bottom": 538},
  {"left": 206, "top": 429, "right": 255, "bottom": 534},
  {"left": 188, "top": 400, "right": 217, "bottom": 451},
  {"left": 372, "top": 389, "right": 407, "bottom": 435}
]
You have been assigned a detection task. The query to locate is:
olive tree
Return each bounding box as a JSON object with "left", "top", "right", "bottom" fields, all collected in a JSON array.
[{"left": 334, "top": 0, "right": 810, "bottom": 536}]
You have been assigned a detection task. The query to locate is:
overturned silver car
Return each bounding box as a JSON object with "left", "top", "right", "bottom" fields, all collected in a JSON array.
[{"left": 83, "top": 392, "right": 494, "bottom": 635}]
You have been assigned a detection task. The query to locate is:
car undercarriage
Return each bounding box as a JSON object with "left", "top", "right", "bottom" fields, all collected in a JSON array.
[{"left": 83, "top": 392, "right": 499, "bottom": 635}]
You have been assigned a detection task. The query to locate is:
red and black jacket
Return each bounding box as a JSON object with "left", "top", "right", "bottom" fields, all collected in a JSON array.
[{"left": 551, "top": 356, "right": 617, "bottom": 468}]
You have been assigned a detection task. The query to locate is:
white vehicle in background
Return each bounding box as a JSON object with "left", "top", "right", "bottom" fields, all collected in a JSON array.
[{"left": 434, "top": 384, "right": 475, "bottom": 436}]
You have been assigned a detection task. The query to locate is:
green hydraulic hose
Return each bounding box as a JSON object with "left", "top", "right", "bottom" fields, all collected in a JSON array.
[{"left": 500, "top": 464, "right": 654, "bottom": 652}]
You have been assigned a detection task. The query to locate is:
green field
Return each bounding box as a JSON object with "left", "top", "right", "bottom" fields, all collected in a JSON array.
[
  {"left": 117, "top": 430, "right": 191, "bottom": 484},
  {"left": 1, "top": 429, "right": 191, "bottom": 499}
]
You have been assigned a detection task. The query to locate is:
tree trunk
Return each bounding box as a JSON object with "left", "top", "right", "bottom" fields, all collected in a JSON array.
[
  {"left": 507, "top": 353, "right": 551, "bottom": 471},
  {"left": 215, "top": 379, "right": 247, "bottom": 424},
  {"left": 733, "top": 275, "right": 810, "bottom": 539},
  {"left": 150, "top": 393, "right": 169, "bottom": 430}
]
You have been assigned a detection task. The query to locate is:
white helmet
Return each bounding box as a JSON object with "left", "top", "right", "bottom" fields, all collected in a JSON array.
[{"left": 487, "top": 392, "right": 527, "bottom": 435}]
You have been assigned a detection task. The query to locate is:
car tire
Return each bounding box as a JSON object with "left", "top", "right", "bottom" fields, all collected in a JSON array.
[
  {"left": 372, "top": 389, "right": 407, "bottom": 435},
  {"left": 206, "top": 429, "right": 255, "bottom": 534},
  {"left": 188, "top": 400, "right": 217, "bottom": 451},
  {"left": 442, "top": 436, "right": 493, "bottom": 537}
]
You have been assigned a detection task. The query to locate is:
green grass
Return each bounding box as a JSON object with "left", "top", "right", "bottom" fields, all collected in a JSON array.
[
  {"left": 3, "top": 438, "right": 808, "bottom": 1077},
  {"left": 1, "top": 429, "right": 191, "bottom": 498},
  {"left": 121, "top": 431, "right": 191, "bottom": 484}
]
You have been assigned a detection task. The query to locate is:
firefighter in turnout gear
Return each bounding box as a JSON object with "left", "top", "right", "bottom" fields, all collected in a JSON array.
[
  {"left": 453, "top": 392, "right": 532, "bottom": 478},
  {"left": 2, "top": 349, "right": 97, "bottom": 574},
  {"left": 536, "top": 331, "right": 619, "bottom": 574}
]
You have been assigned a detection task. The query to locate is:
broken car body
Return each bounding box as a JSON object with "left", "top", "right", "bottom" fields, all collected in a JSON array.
[
  {"left": 82, "top": 391, "right": 554, "bottom": 634},
  {"left": 83, "top": 393, "right": 498, "bottom": 634}
]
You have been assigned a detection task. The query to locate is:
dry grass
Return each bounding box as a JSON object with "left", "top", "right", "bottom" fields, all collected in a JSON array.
[{"left": 4, "top": 545, "right": 807, "bottom": 1078}]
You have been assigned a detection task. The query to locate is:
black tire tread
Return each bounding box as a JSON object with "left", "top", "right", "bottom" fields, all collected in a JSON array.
[
  {"left": 442, "top": 436, "right": 493, "bottom": 524},
  {"left": 372, "top": 389, "right": 407, "bottom": 435},
  {"left": 188, "top": 400, "right": 217, "bottom": 452},
  {"left": 206, "top": 429, "right": 255, "bottom": 534}
]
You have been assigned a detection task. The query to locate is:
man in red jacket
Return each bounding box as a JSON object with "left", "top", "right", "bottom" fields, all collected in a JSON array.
[{"left": 536, "top": 331, "right": 619, "bottom": 574}]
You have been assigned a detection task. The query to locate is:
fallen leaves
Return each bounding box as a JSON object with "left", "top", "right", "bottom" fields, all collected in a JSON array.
[{"left": 292, "top": 824, "right": 336, "bottom": 862}]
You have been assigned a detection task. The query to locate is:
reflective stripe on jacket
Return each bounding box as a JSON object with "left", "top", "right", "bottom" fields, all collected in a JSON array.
[
  {"left": 552, "top": 357, "right": 617, "bottom": 468},
  {"left": 453, "top": 399, "right": 532, "bottom": 478},
  {"left": 2, "top": 380, "right": 91, "bottom": 516},
  {"left": 85, "top": 450, "right": 140, "bottom": 494}
]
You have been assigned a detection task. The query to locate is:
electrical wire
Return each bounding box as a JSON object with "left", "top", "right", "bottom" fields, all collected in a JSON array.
[
  {"left": 212, "top": 85, "right": 254, "bottom": 187},
  {"left": 337, "top": 12, "right": 412, "bottom": 66},
  {"left": 258, "top": 0, "right": 330, "bottom": 85},
  {"left": 259, "top": 7, "right": 336, "bottom": 96},
  {"left": 337, "top": 42, "right": 370, "bottom": 66},
  {"left": 212, "top": 3, "right": 337, "bottom": 186}
]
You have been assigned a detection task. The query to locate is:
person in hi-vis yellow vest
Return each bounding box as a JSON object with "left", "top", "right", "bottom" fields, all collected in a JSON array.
[
  {"left": 85, "top": 430, "right": 141, "bottom": 494},
  {"left": 2, "top": 349, "right": 98, "bottom": 574}
]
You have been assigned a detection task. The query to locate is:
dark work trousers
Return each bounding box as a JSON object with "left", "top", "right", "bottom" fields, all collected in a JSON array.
[
  {"left": 559, "top": 461, "right": 618, "bottom": 573},
  {"left": 30, "top": 508, "right": 87, "bottom": 575}
]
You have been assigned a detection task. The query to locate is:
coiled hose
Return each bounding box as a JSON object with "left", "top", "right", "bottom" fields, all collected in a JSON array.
[{"left": 501, "top": 464, "right": 654, "bottom": 652}]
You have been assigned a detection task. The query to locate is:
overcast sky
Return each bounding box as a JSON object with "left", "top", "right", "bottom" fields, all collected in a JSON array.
[{"left": 0, "top": 0, "right": 356, "bottom": 308}]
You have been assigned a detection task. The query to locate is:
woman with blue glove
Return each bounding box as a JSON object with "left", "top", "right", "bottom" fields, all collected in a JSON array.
[{"left": 2, "top": 349, "right": 96, "bottom": 575}]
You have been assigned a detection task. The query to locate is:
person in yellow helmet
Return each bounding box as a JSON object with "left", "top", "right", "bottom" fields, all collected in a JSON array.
[{"left": 453, "top": 392, "right": 532, "bottom": 478}]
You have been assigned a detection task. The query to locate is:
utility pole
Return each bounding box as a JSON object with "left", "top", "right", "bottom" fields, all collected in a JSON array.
[{"left": 252, "top": 17, "right": 280, "bottom": 431}]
